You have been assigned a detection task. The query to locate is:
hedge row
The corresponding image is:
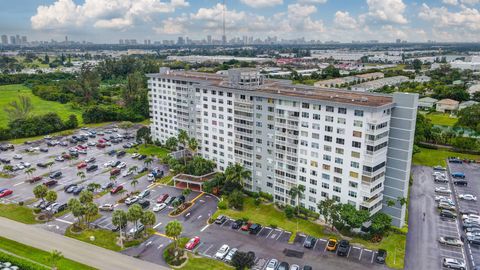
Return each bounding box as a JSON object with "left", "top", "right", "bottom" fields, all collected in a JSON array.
[{"left": 0, "top": 250, "right": 48, "bottom": 270}]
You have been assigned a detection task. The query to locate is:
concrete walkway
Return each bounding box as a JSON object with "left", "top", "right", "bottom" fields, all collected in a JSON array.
[{"left": 0, "top": 217, "right": 168, "bottom": 270}]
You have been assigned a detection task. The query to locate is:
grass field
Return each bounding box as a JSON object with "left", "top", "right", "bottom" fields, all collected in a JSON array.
[
  {"left": 65, "top": 227, "right": 122, "bottom": 252},
  {"left": 0, "top": 236, "right": 95, "bottom": 270},
  {"left": 213, "top": 197, "right": 405, "bottom": 269},
  {"left": 0, "top": 204, "right": 39, "bottom": 224},
  {"left": 126, "top": 144, "right": 170, "bottom": 159},
  {"left": 413, "top": 147, "right": 480, "bottom": 167},
  {"left": 0, "top": 84, "right": 83, "bottom": 128},
  {"left": 181, "top": 253, "right": 233, "bottom": 270},
  {"left": 425, "top": 112, "right": 458, "bottom": 126}
]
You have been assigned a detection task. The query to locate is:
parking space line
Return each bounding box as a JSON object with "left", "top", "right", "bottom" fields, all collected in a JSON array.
[
  {"left": 13, "top": 182, "right": 25, "bottom": 187},
  {"left": 200, "top": 224, "right": 210, "bottom": 232},
  {"left": 153, "top": 222, "right": 162, "bottom": 229},
  {"left": 359, "top": 248, "right": 363, "bottom": 260},
  {"left": 275, "top": 230, "right": 283, "bottom": 240},
  {"left": 265, "top": 229, "right": 273, "bottom": 239},
  {"left": 313, "top": 239, "right": 318, "bottom": 250},
  {"left": 371, "top": 251, "right": 375, "bottom": 263},
  {"left": 347, "top": 246, "right": 352, "bottom": 258},
  {"left": 203, "top": 244, "right": 214, "bottom": 256},
  {"left": 55, "top": 218, "right": 73, "bottom": 224}
]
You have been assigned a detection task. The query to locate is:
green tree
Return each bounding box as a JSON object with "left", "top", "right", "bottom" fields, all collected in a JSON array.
[
  {"left": 339, "top": 204, "right": 370, "bottom": 229},
  {"left": 84, "top": 202, "right": 98, "bottom": 227},
  {"left": 136, "top": 126, "right": 151, "bottom": 144},
  {"left": 77, "top": 63, "right": 100, "bottom": 104},
  {"left": 47, "top": 250, "right": 63, "bottom": 270},
  {"left": 284, "top": 205, "right": 295, "bottom": 219},
  {"left": 144, "top": 157, "right": 153, "bottom": 168},
  {"left": 231, "top": 251, "right": 255, "bottom": 270},
  {"left": 140, "top": 211, "right": 156, "bottom": 236},
  {"left": 112, "top": 209, "right": 128, "bottom": 248},
  {"left": 317, "top": 199, "right": 340, "bottom": 229},
  {"left": 46, "top": 161, "right": 54, "bottom": 172},
  {"left": 228, "top": 189, "right": 244, "bottom": 210},
  {"left": 177, "top": 129, "right": 189, "bottom": 165},
  {"left": 87, "top": 182, "right": 101, "bottom": 193},
  {"left": 452, "top": 137, "right": 479, "bottom": 151},
  {"left": 79, "top": 190, "right": 93, "bottom": 204},
  {"left": 4, "top": 95, "right": 33, "bottom": 121},
  {"left": 412, "top": 59, "right": 422, "bottom": 72},
  {"left": 182, "top": 188, "right": 192, "bottom": 197},
  {"left": 67, "top": 198, "right": 85, "bottom": 226},
  {"left": 187, "top": 137, "right": 198, "bottom": 156},
  {"left": 165, "top": 220, "right": 183, "bottom": 251},
  {"left": 43, "top": 54, "right": 50, "bottom": 64},
  {"left": 165, "top": 137, "right": 178, "bottom": 151},
  {"left": 77, "top": 171, "right": 86, "bottom": 181},
  {"left": 33, "top": 184, "right": 48, "bottom": 202},
  {"left": 127, "top": 204, "right": 144, "bottom": 237},
  {"left": 225, "top": 163, "right": 251, "bottom": 189},
  {"left": 118, "top": 121, "right": 134, "bottom": 134},
  {"left": 370, "top": 212, "right": 392, "bottom": 235},
  {"left": 130, "top": 178, "right": 139, "bottom": 190},
  {"left": 129, "top": 165, "right": 138, "bottom": 174},
  {"left": 45, "top": 190, "right": 57, "bottom": 204},
  {"left": 289, "top": 184, "right": 305, "bottom": 217},
  {"left": 25, "top": 167, "right": 36, "bottom": 181}
]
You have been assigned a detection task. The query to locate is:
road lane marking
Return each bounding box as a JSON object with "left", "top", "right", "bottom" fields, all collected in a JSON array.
[
  {"left": 153, "top": 222, "right": 162, "bottom": 229},
  {"left": 13, "top": 182, "right": 25, "bottom": 187},
  {"left": 200, "top": 224, "right": 210, "bottom": 232},
  {"left": 55, "top": 218, "right": 73, "bottom": 224},
  {"left": 196, "top": 215, "right": 202, "bottom": 220}
]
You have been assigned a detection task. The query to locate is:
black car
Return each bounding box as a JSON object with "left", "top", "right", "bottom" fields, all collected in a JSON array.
[
  {"left": 64, "top": 184, "right": 77, "bottom": 192},
  {"left": 440, "top": 210, "right": 457, "bottom": 219},
  {"left": 0, "top": 158, "right": 11, "bottom": 164},
  {"left": 102, "top": 182, "right": 114, "bottom": 190},
  {"left": 303, "top": 236, "right": 317, "bottom": 249},
  {"left": 39, "top": 147, "right": 49, "bottom": 153},
  {"left": 164, "top": 196, "right": 175, "bottom": 205},
  {"left": 112, "top": 160, "right": 121, "bottom": 167},
  {"left": 468, "top": 237, "right": 480, "bottom": 245},
  {"left": 463, "top": 223, "right": 480, "bottom": 230},
  {"left": 232, "top": 219, "right": 243, "bottom": 229},
  {"left": 44, "top": 180, "right": 58, "bottom": 187},
  {"left": 375, "top": 249, "right": 387, "bottom": 264},
  {"left": 454, "top": 180, "right": 468, "bottom": 186},
  {"left": 116, "top": 151, "right": 126, "bottom": 157},
  {"left": 49, "top": 171, "right": 62, "bottom": 179},
  {"left": 73, "top": 186, "right": 84, "bottom": 195},
  {"left": 107, "top": 150, "right": 117, "bottom": 156},
  {"left": 52, "top": 203, "right": 68, "bottom": 214},
  {"left": 276, "top": 262, "right": 289, "bottom": 270},
  {"left": 337, "top": 240, "right": 350, "bottom": 256},
  {"left": 37, "top": 162, "right": 47, "bottom": 168},
  {"left": 86, "top": 164, "right": 98, "bottom": 172},
  {"left": 138, "top": 155, "right": 147, "bottom": 160},
  {"left": 137, "top": 199, "right": 150, "bottom": 209},
  {"left": 249, "top": 223, "right": 262, "bottom": 235},
  {"left": 302, "top": 266, "right": 313, "bottom": 270}
]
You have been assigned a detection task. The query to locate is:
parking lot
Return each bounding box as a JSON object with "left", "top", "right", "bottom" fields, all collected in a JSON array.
[{"left": 449, "top": 161, "right": 480, "bottom": 269}]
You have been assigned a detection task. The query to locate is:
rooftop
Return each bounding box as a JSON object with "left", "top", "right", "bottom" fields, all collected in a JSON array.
[
  {"left": 437, "top": 98, "right": 459, "bottom": 105},
  {"left": 147, "top": 69, "right": 394, "bottom": 107}
]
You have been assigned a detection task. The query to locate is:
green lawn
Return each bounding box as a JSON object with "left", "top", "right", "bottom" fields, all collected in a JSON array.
[
  {"left": 126, "top": 144, "right": 170, "bottom": 159},
  {"left": 0, "top": 236, "right": 96, "bottom": 270},
  {"left": 425, "top": 112, "right": 458, "bottom": 126},
  {"left": 0, "top": 84, "right": 83, "bottom": 128},
  {"left": 65, "top": 227, "right": 122, "bottom": 252},
  {"left": 0, "top": 204, "right": 39, "bottom": 224},
  {"left": 180, "top": 253, "right": 233, "bottom": 270},
  {"left": 413, "top": 147, "right": 480, "bottom": 167},
  {"left": 213, "top": 198, "right": 405, "bottom": 269}
]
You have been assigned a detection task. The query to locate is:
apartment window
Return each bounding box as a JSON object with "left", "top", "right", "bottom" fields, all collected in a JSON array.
[
  {"left": 323, "top": 164, "right": 331, "bottom": 170},
  {"left": 350, "top": 171, "right": 359, "bottom": 178},
  {"left": 302, "top": 112, "right": 309, "bottom": 118},
  {"left": 324, "top": 145, "right": 332, "bottom": 152},
  {"left": 335, "top": 148, "right": 344, "bottom": 155},
  {"left": 354, "top": 120, "right": 363, "bottom": 127},
  {"left": 351, "top": 151, "right": 360, "bottom": 158},
  {"left": 312, "top": 133, "right": 319, "bottom": 139},
  {"left": 325, "top": 116, "right": 334, "bottom": 122},
  {"left": 322, "top": 173, "right": 330, "bottom": 180},
  {"left": 351, "top": 161, "right": 359, "bottom": 168},
  {"left": 302, "top": 102, "right": 310, "bottom": 109},
  {"left": 323, "top": 155, "right": 331, "bottom": 161},
  {"left": 325, "top": 126, "right": 333, "bottom": 132},
  {"left": 322, "top": 182, "right": 329, "bottom": 189},
  {"left": 337, "top": 128, "right": 345, "bottom": 135},
  {"left": 349, "top": 181, "right": 358, "bottom": 188},
  {"left": 313, "top": 114, "right": 321, "bottom": 120},
  {"left": 348, "top": 191, "right": 357, "bottom": 198},
  {"left": 312, "top": 123, "right": 320, "bottom": 130},
  {"left": 353, "top": 131, "right": 362, "bottom": 138},
  {"left": 326, "top": 106, "right": 334, "bottom": 112},
  {"left": 333, "top": 186, "right": 341, "bottom": 193},
  {"left": 352, "top": 141, "right": 361, "bottom": 148},
  {"left": 324, "top": 136, "right": 332, "bottom": 142},
  {"left": 321, "top": 192, "right": 329, "bottom": 198},
  {"left": 335, "top": 157, "right": 343, "bottom": 164},
  {"left": 336, "top": 138, "right": 345, "bottom": 145},
  {"left": 337, "top": 118, "right": 346, "bottom": 124},
  {"left": 354, "top": 110, "right": 364, "bottom": 117},
  {"left": 310, "top": 179, "right": 318, "bottom": 185},
  {"left": 309, "top": 188, "right": 317, "bottom": 194},
  {"left": 338, "top": 108, "right": 347, "bottom": 114},
  {"left": 334, "top": 167, "right": 343, "bottom": 174}
]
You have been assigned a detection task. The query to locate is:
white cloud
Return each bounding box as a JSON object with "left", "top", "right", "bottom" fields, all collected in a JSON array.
[
  {"left": 297, "top": 0, "right": 328, "bottom": 4},
  {"left": 31, "top": 0, "right": 189, "bottom": 30},
  {"left": 366, "top": 0, "right": 408, "bottom": 24},
  {"left": 240, "top": 0, "right": 283, "bottom": 8},
  {"left": 334, "top": 11, "right": 357, "bottom": 29},
  {"left": 287, "top": 3, "right": 317, "bottom": 17},
  {"left": 419, "top": 3, "right": 480, "bottom": 31},
  {"left": 461, "top": 0, "right": 480, "bottom": 5},
  {"left": 442, "top": 0, "right": 459, "bottom": 5}
]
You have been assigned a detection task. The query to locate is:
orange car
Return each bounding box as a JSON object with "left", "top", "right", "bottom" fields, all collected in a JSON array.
[{"left": 326, "top": 238, "right": 337, "bottom": 252}]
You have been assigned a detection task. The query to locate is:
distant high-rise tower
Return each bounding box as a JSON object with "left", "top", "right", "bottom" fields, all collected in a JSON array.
[
  {"left": 9, "top": 36, "right": 15, "bottom": 45},
  {"left": 119, "top": 39, "right": 124, "bottom": 45},
  {"left": 222, "top": 0, "right": 226, "bottom": 45},
  {"left": 1, "top": 35, "right": 8, "bottom": 45},
  {"left": 207, "top": 35, "right": 212, "bottom": 45},
  {"left": 21, "top": 36, "right": 27, "bottom": 44}
]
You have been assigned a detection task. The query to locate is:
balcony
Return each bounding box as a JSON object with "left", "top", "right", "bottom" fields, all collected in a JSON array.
[{"left": 360, "top": 193, "right": 383, "bottom": 208}]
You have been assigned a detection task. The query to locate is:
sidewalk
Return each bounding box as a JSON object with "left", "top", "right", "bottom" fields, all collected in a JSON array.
[{"left": 0, "top": 217, "right": 168, "bottom": 270}]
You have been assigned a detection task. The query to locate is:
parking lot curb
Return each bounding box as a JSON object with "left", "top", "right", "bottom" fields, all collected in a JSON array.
[{"left": 168, "top": 193, "right": 205, "bottom": 218}]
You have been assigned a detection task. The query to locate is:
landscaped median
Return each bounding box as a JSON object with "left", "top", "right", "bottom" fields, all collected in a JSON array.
[
  {"left": 413, "top": 146, "right": 480, "bottom": 167},
  {"left": 0, "top": 203, "right": 41, "bottom": 224},
  {"left": 125, "top": 144, "right": 170, "bottom": 159},
  {"left": 212, "top": 197, "right": 406, "bottom": 269},
  {"left": 0, "top": 236, "right": 95, "bottom": 270}
]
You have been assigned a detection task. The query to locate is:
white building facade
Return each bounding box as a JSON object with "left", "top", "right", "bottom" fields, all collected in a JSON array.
[{"left": 147, "top": 68, "right": 418, "bottom": 227}]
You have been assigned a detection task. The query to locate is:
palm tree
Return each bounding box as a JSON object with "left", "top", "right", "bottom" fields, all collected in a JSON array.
[
  {"left": 129, "top": 165, "right": 138, "bottom": 175},
  {"left": 130, "top": 178, "right": 139, "bottom": 190},
  {"left": 46, "top": 161, "right": 54, "bottom": 172},
  {"left": 187, "top": 137, "right": 198, "bottom": 157},
  {"left": 47, "top": 250, "right": 63, "bottom": 270},
  {"left": 4, "top": 95, "right": 33, "bottom": 121},
  {"left": 165, "top": 220, "right": 183, "bottom": 253},
  {"left": 225, "top": 163, "right": 251, "bottom": 188},
  {"left": 144, "top": 157, "right": 153, "bottom": 168},
  {"left": 77, "top": 171, "right": 86, "bottom": 182},
  {"left": 289, "top": 184, "right": 305, "bottom": 217},
  {"left": 25, "top": 167, "right": 36, "bottom": 181},
  {"left": 109, "top": 174, "right": 117, "bottom": 184},
  {"left": 177, "top": 129, "right": 189, "bottom": 165}
]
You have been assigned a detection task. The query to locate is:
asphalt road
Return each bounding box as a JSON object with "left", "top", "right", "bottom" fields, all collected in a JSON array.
[{"left": 0, "top": 217, "right": 168, "bottom": 270}]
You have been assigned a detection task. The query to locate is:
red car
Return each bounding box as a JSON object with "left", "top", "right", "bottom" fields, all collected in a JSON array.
[
  {"left": 28, "top": 176, "right": 43, "bottom": 184},
  {"left": 241, "top": 222, "right": 252, "bottom": 231},
  {"left": 185, "top": 236, "right": 200, "bottom": 250},
  {"left": 157, "top": 194, "right": 169, "bottom": 203},
  {"left": 96, "top": 143, "right": 106, "bottom": 148},
  {"left": 110, "top": 185, "right": 123, "bottom": 194},
  {"left": 62, "top": 153, "right": 72, "bottom": 159},
  {"left": 110, "top": 168, "right": 121, "bottom": 176},
  {"left": 98, "top": 139, "right": 106, "bottom": 143},
  {"left": 0, "top": 189, "right": 12, "bottom": 198},
  {"left": 76, "top": 145, "right": 87, "bottom": 150},
  {"left": 77, "top": 162, "right": 87, "bottom": 169}
]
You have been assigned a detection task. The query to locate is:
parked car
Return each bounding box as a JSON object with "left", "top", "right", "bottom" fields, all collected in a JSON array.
[
  {"left": 241, "top": 222, "right": 252, "bottom": 231},
  {"left": 117, "top": 162, "right": 127, "bottom": 169},
  {"left": 375, "top": 249, "right": 387, "bottom": 264},
  {"left": 85, "top": 157, "right": 96, "bottom": 163},
  {"left": 116, "top": 151, "right": 126, "bottom": 157},
  {"left": 51, "top": 203, "right": 67, "bottom": 214},
  {"left": 337, "top": 240, "right": 350, "bottom": 256},
  {"left": 276, "top": 262, "right": 289, "bottom": 270},
  {"left": 265, "top": 259, "right": 278, "bottom": 270},
  {"left": 467, "top": 235, "right": 480, "bottom": 245},
  {"left": 110, "top": 185, "right": 124, "bottom": 194},
  {"left": 125, "top": 196, "right": 139, "bottom": 206},
  {"left": 438, "top": 236, "right": 463, "bottom": 247},
  {"left": 127, "top": 224, "right": 145, "bottom": 237},
  {"left": 185, "top": 236, "right": 201, "bottom": 250},
  {"left": 77, "top": 162, "right": 87, "bottom": 169},
  {"left": 303, "top": 235, "right": 316, "bottom": 249},
  {"left": 112, "top": 161, "right": 121, "bottom": 167},
  {"left": 164, "top": 196, "right": 175, "bottom": 205},
  {"left": 138, "top": 190, "right": 150, "bottom": 199},
  {"left": 99, "top": 204, "right": 114, "bottom": 211},
  {"left": 12, "top": 154, "right": 22, "bottom": 160},
  {"left": 107, "top": 150, "right": 117, "bottom": 156},
  {"left": 215, "top": 215, "right": 227, "bottom": 224},
  {"left": 224, "top": 248, "right": 238, "bottom": 262},
  {"left": 249, "top": 223, "right": 262, "bottom": 235},
  {"left": 231, "top": 219, "right": 243, "bottom": 229},
  {"left": 72, "top": 186, "right": 84, "bottom": 195},
  {"left": 102, "top": 182, "right": 114, "bottom": 190},
  {"left": 435, "top": 187, "right": 452, "bottom": 195},
  {"left": 442, "top": 258, "right": 466, "bottom": 270},
  {"left": 137, "top": 199, "right": 150, "bottom": 209},
  {"left": 215, "top": 244, "right": 230, "bottom": 260},
  {"left": 110, "top": 168, "right": 121, "bottom": 176},
  {"left": 326, "top": 238, "right": 338, "bottom": 251},
  {"left": 28, "top": 176, "right": 43, "bottom": 184},
  {"left": 460, "top": 209, "right": 480, "bottom": 215},
  {"left": 433, "top": 165, "right": 446, "bottom": 171},
  {"left": 454, "top": 180, "right": 468, "bottom": 186},
  {"left": 64, "top": 184, "right": 77, "bottom": 193},
  {"left": 153, "top": 203, "right": 167, "bottom": 212},
  {"left": 440, "top": 210, "right": 457, "bottom": 219},
  {"left": 451, "top": 172, "right": 466, "bottom": 179},
  {"left": 438, "top": 202, "right": 456, "bottom": 211},
  {"left": 156, "top": 194, "right": 169, "bottom": 203},
  {"left": 49, "top": 171, "right": 62, "bottom": 179},
  {"left": 55, "top": 156, "right": 65, "bottom": 162},
  {"left": 43, "top": 180, "right": 58, "bottom": 187},
  {"left": 86, "top": 164, "right": 98, "bottom": 172},
  {"left": 0, "top": 189, "right": 13, "bottom": 198}
]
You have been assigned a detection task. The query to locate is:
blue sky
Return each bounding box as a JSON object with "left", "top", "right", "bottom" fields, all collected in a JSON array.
[{"left": 0, "top": 0, "right": 479, "bottom": 43}]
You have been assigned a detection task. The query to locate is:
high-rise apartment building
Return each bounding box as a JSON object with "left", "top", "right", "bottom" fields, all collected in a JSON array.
[
  {"left": 1, "top": 35, "right": 7, "bottom": 45},
  {"left": 147, "top": 68, "right": 417, "bottom": 227}
]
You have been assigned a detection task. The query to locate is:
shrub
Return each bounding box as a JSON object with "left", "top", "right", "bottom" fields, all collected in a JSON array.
[
  {"left": 270, "top": 224, "right": 278, "bottom": 229},
  {"left": 284, "top": 205, "right": 295, "bottom": 219},
  {"left": 254, "top": 198, "right": 261, "bottom": 206},
  {"left": 217, "top": 200, "right": 228, "bottom": 210},
  {"left": 259, "top": 191, "right": 273, "bottom": 201},
  {"left": 0, "top": 251, "right": 48, "bottom": 270}
]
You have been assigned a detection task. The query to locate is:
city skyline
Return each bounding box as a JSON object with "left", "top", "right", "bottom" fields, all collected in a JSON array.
[{"left": 0, "top": 0, "right": 479, "bottom": 44}]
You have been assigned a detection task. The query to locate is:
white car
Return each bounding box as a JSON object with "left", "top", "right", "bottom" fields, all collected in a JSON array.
[
  {"left": 125, "top": 196, "right": 139, "bottom": 205},
  {"left": 435, "top": 187, "right": 452, "bottom": 194},
  {"left": 78, "top": 149, "right": 87, "bottom": 154},
  {"left": 433, "top": 165, "right": 447, "bottom": 171},
  {"left": 13, "top": 154, "right": 22, "bottom": 160},
  {"left": 265, "top": 259, "right": 278, "bottom": 270},
  {"left": 131, "top": 153, "right": 140, "bottom": 159},
  {"left": 147, "top": 174, "right": 155, "bottom": 182},
  {"left": 104, "top": 161, "right": 114, "bottom": 167},
  {"left": 432, "top": 172, "right": 446, "bottom": 177},
  {"left": 462, "top": 214, "right": 480, "bottom": 221},
  {"left": 20, "top": 162, "right": 31, "bottom": 168},
  {"left": 459, "top": 194, "right": 477, "bottom": 201},
  {"left": 224, "top": 248, "right": 238, "bottom": 262},
  {"left": 99, "top": 204, "right": 114, "bottom": 211},
  {"left": 290, "top": 265, "right": 300, "bottom": 270},
  {"left": 435, "top": 195, "right": 450, "bottom": 201},
  {"left": 214, "top": 244, "right": 230, "bottom": 260},
  {"left": 122, "top": 170, "right": 133, "bottom": 177},
  {"left": 153, "top": 203, "right": 167, "bottom": 212},
  {"left": 117, "top": 162, "right": 127, "bottom": 169},
  {"left": 45, "top": 203, "right": 59, "bottom": 212}
]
